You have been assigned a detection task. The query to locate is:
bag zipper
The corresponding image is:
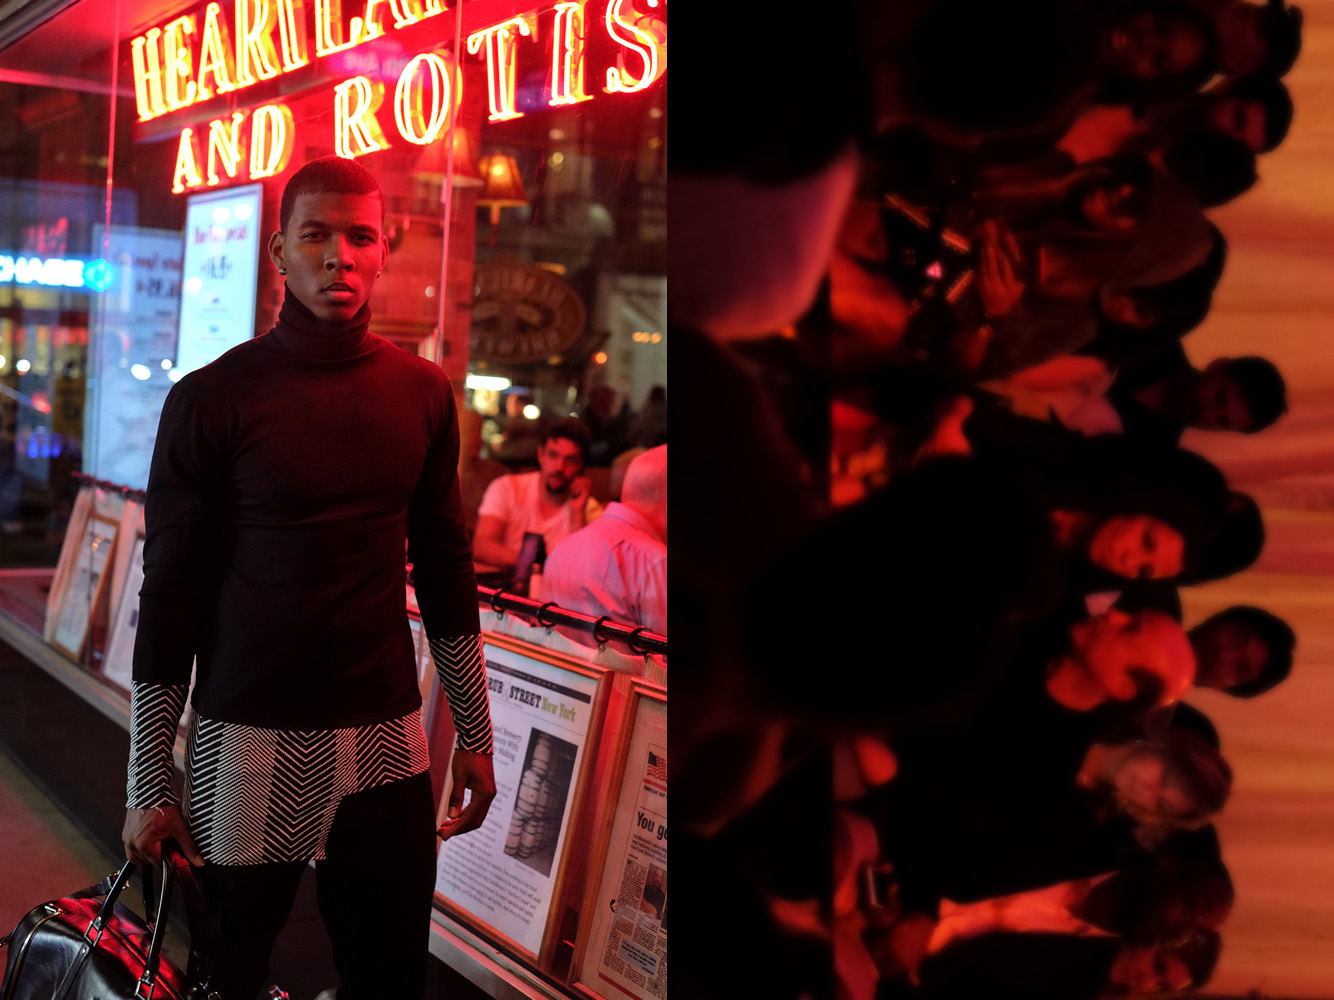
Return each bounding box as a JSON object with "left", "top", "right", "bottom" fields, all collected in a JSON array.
[{"left": 1, "top": 905, "right": 63, "bottom": 1000}]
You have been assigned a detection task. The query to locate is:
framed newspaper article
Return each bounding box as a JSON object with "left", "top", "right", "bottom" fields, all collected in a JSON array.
[
  {"left": 43, "top": 484, "right": 93, "bottom": 643},
  {"left": 433, "top": 631, "right": 611, "bottom": 965},
  {"left": 571, "top": 682, "right": 667, "bottom": 1000},
  {"left": 50, "top": 512, "right": 121, "bottom": 663},
  {"left": 101, "top": 533, "right": 146, "bottom": 693}
]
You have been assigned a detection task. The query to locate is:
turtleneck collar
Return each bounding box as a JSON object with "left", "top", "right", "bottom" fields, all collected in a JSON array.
[{"left": 263, "top": 287, "right": 376, "bottom": 361}]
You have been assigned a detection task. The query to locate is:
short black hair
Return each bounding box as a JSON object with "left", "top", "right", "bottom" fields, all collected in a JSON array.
[
  {"left": 1225, "top": 74, "right": 1295, "bottom": 152},
  {"left": 1195, "top": 604, "right": 1297, "bottom": 697},
  {"left": 1257, "top": 0, "right": 1303, "bottom": 77},
  {"left": 1220, "top": 356, "right": 1287, "bottom": 431},
  {"left": 543, "top": 417, "right": 592, "bottom": 461},
  {"left": 1162, "top": 130, "right": 1258, "bottom": 207},
  {"left": 280, "top": 155, "right": 383, "bottom": 232},
  {"left": 1185, "top": 491, "right": 1265, "bottom": 584}
]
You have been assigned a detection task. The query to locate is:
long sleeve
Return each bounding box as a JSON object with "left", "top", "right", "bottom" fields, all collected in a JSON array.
[
  {"left": 429, "top": 633, "right": 494, "bottom": 753},
  {"left": 408, "top": 382, "right": 491, "bottom": 751},
  {"left": 133, "top": 375, "right": 226, "bottom": 686},
  {"left": 126, "top": 681, "right": 188, "bottom": 807},
  {"left": 128, "top": 375, "right": 223, "bottom": 808}
]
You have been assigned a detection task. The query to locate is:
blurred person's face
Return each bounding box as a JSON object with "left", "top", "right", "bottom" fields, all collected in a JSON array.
[
  {"left": 1190, "top": 362, "right": 1255, "bottom": 431},
  {"left": 1087, "top": 514, "right": 1185, "bottom": 580},
  {"left": 268, "top": 191, "right": 387, "bottom": 323},
  {"left": 1112, "top": 746, "right": 1199, "bottom": 821},
  {"left": 539, "top": 437, "right": 583, "bottom": 497},
  {"left": 1209, "top": 96, "right": 1269, "bottom": 153},
  {"left": 1108, "top": 942, "right": 1194, "bottom": 994},
  {"left": 1050, "top": 609, "right": 1196, "bottom": 710},
  {"left": 1217, "top": 4, "right": 1268, "bottom": 75},
  {"left": 1098, "top": 286, "right": 1157, "bottom": 328},
  {"left": 1191, "top": 618, "right": 1269, "bottom": 690},
  {"left": 1080, "top": 182, "right": 1143, "bottom": 231},
  {"left": 1106, "top": 10, "right": 1208, "bottom": 80}
]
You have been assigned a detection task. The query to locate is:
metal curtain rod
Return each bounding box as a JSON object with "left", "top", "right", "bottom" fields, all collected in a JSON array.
[
  {"left": 71, "top": 471, "right": 146, "bottom": 502},
  {"left": 475, "top": 586, "right": 668, "bottom": 657}
]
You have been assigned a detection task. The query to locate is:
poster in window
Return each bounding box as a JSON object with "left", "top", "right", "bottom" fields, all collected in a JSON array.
[
  {"left": 572, "top": 684, "right": 667, "bottom": 1000},
  {"left": 176, "top": 184, "right": 262, "bottom": 376},
  {"left": 434, "top": 634, "right": 608, "bottom": 960},
  {"left": 50, "top": 513, "right": 120, "bottom": 662}
]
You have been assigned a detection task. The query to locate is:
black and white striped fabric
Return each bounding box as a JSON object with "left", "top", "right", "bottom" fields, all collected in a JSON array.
[
  {"left": 184, "top": 709, "right": 431, "bottom": 866},
  {"left": 429, "top": 632, "right": 493, "bottom": 754},
  {"left": 126, "top": 682, "right": 189, "bottom": 808}
]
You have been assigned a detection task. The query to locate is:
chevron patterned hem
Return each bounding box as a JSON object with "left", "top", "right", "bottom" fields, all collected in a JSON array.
[
  {"left": 183, "top": 708, "right": 431, "bottom": 866},
  {"left": 429, "top": 632, "right": 494, "bottom": 755}
]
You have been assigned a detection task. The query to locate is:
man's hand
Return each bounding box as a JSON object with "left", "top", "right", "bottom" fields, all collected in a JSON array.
[
  {"left": 122, "top": 804, "right": 205, "bottom": 868},
  {"left": 438, "top": 750, "right": 497, "bottom": 841},
  {"left": 976, "top": 220, "right": 1025, "bottom": 317},
  {"left": 569, "top": 475, "right": 591, "bottom": 507}
]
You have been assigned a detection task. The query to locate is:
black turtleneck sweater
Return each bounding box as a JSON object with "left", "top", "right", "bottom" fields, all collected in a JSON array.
[{"left": 132, "top": 294, "right": 482, "bottom": 729}]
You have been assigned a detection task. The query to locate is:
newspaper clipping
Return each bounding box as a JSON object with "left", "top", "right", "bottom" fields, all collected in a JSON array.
[
  {"left": 580, "top": 692, "right": 667, "bottom": 1000},
  {"left": 436, "top": 641, "right": 599, "bottom": 955}
]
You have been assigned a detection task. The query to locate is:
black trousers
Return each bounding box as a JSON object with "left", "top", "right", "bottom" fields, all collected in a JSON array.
[{"left": 196, "top": 771, "right": 438, "bottom": 1000}]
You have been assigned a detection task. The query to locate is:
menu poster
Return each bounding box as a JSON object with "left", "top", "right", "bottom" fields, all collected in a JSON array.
[
  {"left": 85, "top": 225, "right": 183, "bottom": 491},
  {"left": 409, "top": 616, "right": 442, "bottom": 736},
  {"left": 435, "top": 637, "right": 605, "bottom": 958},
  {"left": 50, "top": 513, "right": 120, "bottom": 662},
  {"left": 101, "top": 534, "right": 146, "bottom": 693},
  {"left": 44, "top": 485, "right": 93, "bottom": 644},
  {"left": 574, "top": 686, "right": 667, "bottom": 1000},
  {"left": 176, "top": 184, "right": 262, "bottom": 376}
]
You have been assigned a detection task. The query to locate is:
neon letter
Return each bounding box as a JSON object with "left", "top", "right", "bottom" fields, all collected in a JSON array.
[
  {"left": 393, "top": 52, "right": 456, "bottom": 145},
  {"left": 316, "top": 0, "right": 359, "bottom": 55},
  {"left": 604, "top": 0, "right": 664, "bottom": 94},
  {"left": 388, "top": 0, "right": 430, "bottom": 28},
  {"left": 275, "top": 0, "right": 311, "bottom": 71},
  {"left": 358, "top": 0, "right": 389, "bottom": 40},
  {"left": 162, "top": 14, "right": 198, "bottom": 111},
  {"left": 172, "top": 128, "right": 204, "bottom": 193},
  {"left": 130, "top": 28, "right": 167, "bottom": 121},
  {"left": 235, "top": 0, "right": 284, "bottom": 87},
  {"left": 466, "top": 16, "right": 533, "bottom": 122},
  {"left": 549, "top": 2, "right": 591, "bottom": 107},
  {"left": 195, "top": 3, "right": 238, "bottom": 99},
  {"left": 250, "top": 103, "right": 295, "bottom": 178},
  {"left": 206, "top": 111, "right": 248, "bottom": 186},
  {"left": 333, "top": 76, "right": 391, "bottom": 158}
]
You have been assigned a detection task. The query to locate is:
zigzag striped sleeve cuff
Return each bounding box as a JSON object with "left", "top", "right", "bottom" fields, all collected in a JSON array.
[
  {"left": 126, "top": 681, "right": 188, "bottom": 808},
  {"left": 429, "top": 633, "right": 494, "bottom": 754}
]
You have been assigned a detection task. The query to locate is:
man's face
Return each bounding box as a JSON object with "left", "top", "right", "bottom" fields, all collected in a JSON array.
[
  {"left": 1192, "top": 618, "right": 1270, "bottom": 690},
  {"left": 538, "top": 437, "right": 583, "bottom": 497},
  {"left": 1191, "top": 363, "right": 1255, "bottom": 431},
  {"left": 1061, "top": 609, "right": 1196, "bottom": 707},
  {"left": 1099, "top": 286, "right": 1157, "bottom": 328},
  {"left": 268, "top": 191, "right": 387, "bottom": 323},
  {"left": 1109, "top": 942, "right": 1194, "bottom": 994},
  {"left": 1107, "top": 10, "right": 1207, "bottom": 80},
  {"left": 1209, "top": 96, "right": 1269, "bottom": 153},
  {"left": 1087, "top": 514, "right": 1185, "bottom": 580},
  {"left": 1080, "top": 182, "right": 1143, "bottom": 232}
]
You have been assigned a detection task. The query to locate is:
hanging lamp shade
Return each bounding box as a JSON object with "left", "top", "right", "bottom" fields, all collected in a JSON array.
[
  {"left": 476, "top": 152, "right": 528, "bottom": 225},
  {"left": 414, "top": 126, "right": 484, "bottom": 187}
]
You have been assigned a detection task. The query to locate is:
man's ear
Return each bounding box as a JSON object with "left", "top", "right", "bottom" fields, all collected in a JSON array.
[
  {"left": 379, "top": 233, "right": 390, "bottom": 273},
  {"left": 267, "top": 230, "right": 285, "bottom": 271}
]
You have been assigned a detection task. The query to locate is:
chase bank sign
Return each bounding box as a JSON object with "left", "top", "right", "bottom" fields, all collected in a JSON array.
[{"left": 0, "top": 254, "right": 116, "bottom": 291}]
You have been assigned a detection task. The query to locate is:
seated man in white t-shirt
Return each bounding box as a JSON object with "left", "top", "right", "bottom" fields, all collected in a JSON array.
[{"left": 473, "top": 417, "right": 604, "bottom": 584}]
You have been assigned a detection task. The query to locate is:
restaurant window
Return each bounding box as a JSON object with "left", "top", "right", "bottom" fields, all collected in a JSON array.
[{"left": 0, "top": 0, "right": 667, "bottom": 583}]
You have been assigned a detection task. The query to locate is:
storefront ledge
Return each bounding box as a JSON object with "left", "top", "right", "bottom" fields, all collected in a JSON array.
[
  {"left": 429, "top": 912, "right": 574, "bottom": 1000},
  {"left": 0, "top": 610, "right": 189, "bottom": 768}
]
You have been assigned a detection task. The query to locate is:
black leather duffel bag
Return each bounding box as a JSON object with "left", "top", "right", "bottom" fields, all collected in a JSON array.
[{"left": 0, "top": 843, "right": 221, "bottom": 1000}]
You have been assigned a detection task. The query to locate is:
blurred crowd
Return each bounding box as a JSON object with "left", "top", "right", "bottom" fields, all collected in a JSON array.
[{"left": 670, "top": 1, "right": 1304, "bottom": 998}]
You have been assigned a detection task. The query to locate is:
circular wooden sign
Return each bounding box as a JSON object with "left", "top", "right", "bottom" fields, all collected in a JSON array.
[{"left": 470, "top": 262, "right": 587, "bottom": 365}]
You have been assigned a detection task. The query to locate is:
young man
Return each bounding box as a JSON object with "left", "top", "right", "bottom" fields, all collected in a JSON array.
[
  {"left": 1190, "top": 603, "right": 1296, "bottom": 695},
  {"left": 472, "top": 417, "right": 604, "bottom": 583},
  {"left": 122, "top": 156, "right": 495, "bottom": 999}
]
